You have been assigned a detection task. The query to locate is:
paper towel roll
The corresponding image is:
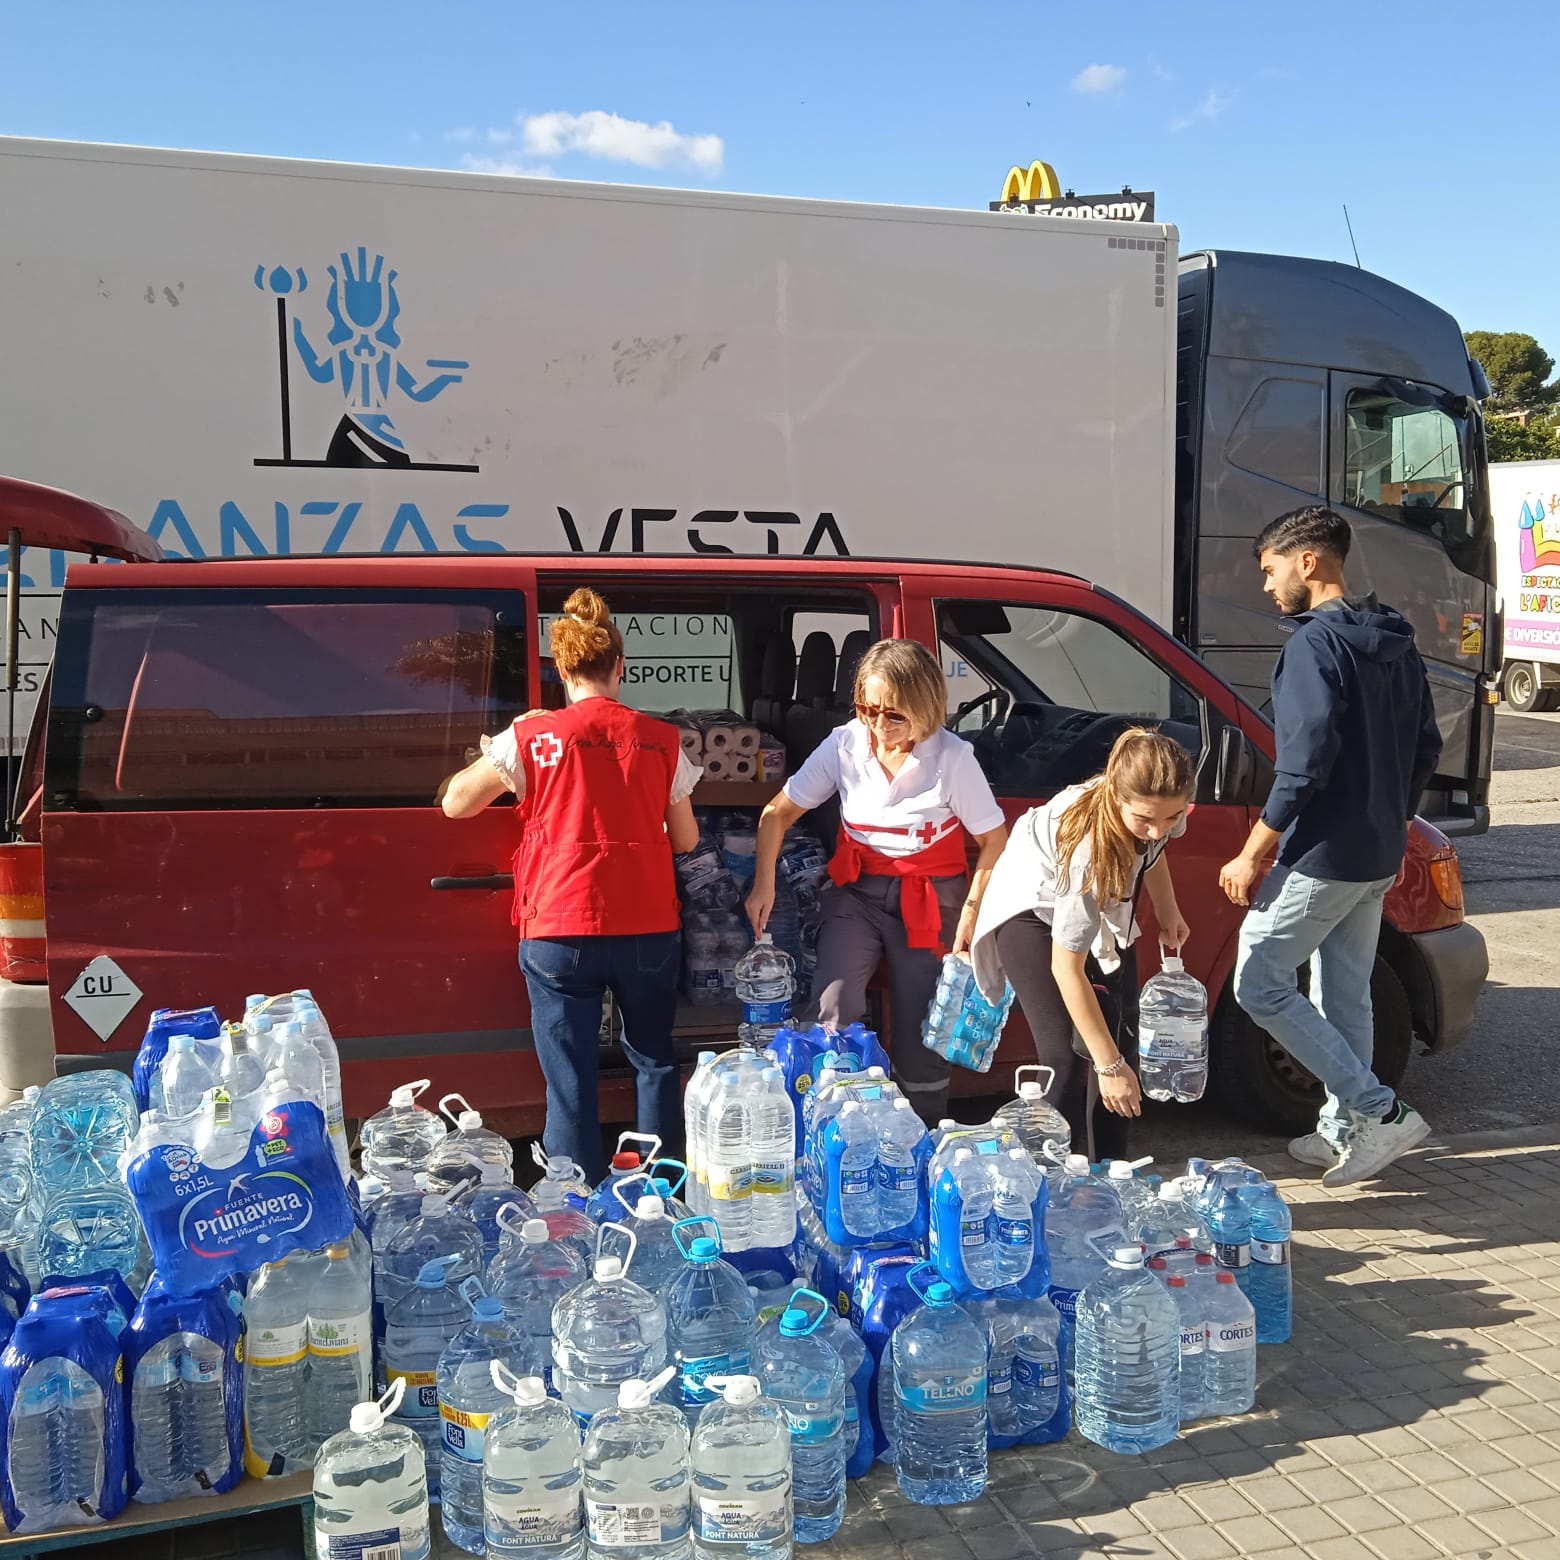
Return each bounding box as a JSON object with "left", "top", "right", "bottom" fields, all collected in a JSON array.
[
  {"left": 679, "top": 727, "right": 703, "bottom": 761},
  {"left": 730, "top": 725, "right": 760, "bottom": 755},
  {"left": 730, "top": 753, "right": 757, "bottom": 781},
  {"left": 702, "top": 753, "right": 731, "bottom": 780},
  {"left": 704, "top": 725, "right": 736, "bottom": 754}
]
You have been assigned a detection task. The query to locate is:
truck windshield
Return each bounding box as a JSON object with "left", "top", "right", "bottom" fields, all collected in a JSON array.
[{"left": 1344, "top": 385, "right": 1489, "bottom": 580}]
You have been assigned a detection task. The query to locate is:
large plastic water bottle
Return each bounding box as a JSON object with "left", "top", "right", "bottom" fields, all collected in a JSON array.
[
  {"left": 134, "top": 1006, "right": 222, "bottom": 1114},
  {"left": 426, "top": 1092, "right": 517, "bottom": 1197},
  {"left": 243, "top": 1255, "right": 314, "bottom": 1476},
  {"left": 589, "top": 1149, "right": 652, "bottom": 1225},
  {"left": 991, "top": 1065, "right": 1072, "bottom": 1168},
  {"left": 991, "top": 1149, "right": 1044, "bottom": 1289},
  {"left": 833, "top": 1102, "right": 880, "bottom": 1239},
  {"left": 1046, "top": 1154, "right": 1124, "bottom": 1384},
  {"left": 690, "top": 1373, "right": 793, "bottom": 1560},
  {"left": 155, "top": 1033, "right": 218, "bottom": 1119},
  {"left": 31, "top": 1072, "right": 138, "bottom": 1196},
  {"left": 1104, "top": 1159, "right": 1157, "bottom": 1233},
  {"left": 438, "top": 1294, "right": 532, "bottom": 1553},
  {"left": 380, "top": 1194, "right": 486, "bottom": 1338},
  {"left": 1136, "top": 953, "right": 1209, "bottom": 1103},
  {"left": 36, "top": 1183, "right": 145, "bottom": 1287},
  {"left": 459, "top": 1163, "right": 537, "bottom": 1267},
  {"left": 384, "top": 1256, "right": 475, "bottom": 1498},
  {"left": 666, "top": 1221, "right": 758, "bottom": 1427},
  {"left": 529, "top": 1144, "right": 594, "bottom": 1212},
  {"left": 865, "top": 1096, "right": 921, "bottom": 1232},
  {"left": 484, "top": 1366, "right": 585, "bottom": 1560},
  {"left": 270, "top": 1020, "right": 328, "bottom": 1113},
  {"left": 313, "top": 1377, "right": 432, "bottom": 1560},
  {"left": 1135, "top": 1180, "right": 1207, "bottom": 1258},
  {"left": 582, "top": 1366, "right": 692, "bottom": 1560},
  {"left": 1009, "top": 1290, "right": 1064, "bottom": 1432},
  {"left": 361, "top": 1080, "right": 450, "bottom": 1182},
  {"left": 1241, "top": 1178, "right": 1292, "bottom": 1343},
  {"left": 753, "top": 1291, "right": 844, "bottom": 1544},
  {"left": 735, "top": 935, "right": 795, "bottom": 1047},
  {"left": 921, "top": 953, "right": 1014, "bottom": 1072},
  {"left": 1202, "top": 1273, "right": 1257, "bottom": 1416},
  {"left": 892, "top": 1272, "right": 988, "bottom": 1504},
  {"left": 1074, "top": 1246, "right": 1181, "bottom": 1454},
  {"left": 290, "top": 992, "right": 351, "bottom": 1175},
  {"left": 488, "top": 1213, "right": 588, "bottom": 1388},
  {"left": 750, "top": 1068, "right": 797, "bottom": 1250},
  {"left": 683, "top": 1053, "right": 720, "bottom": 1214},
  {"left": 1163, "top": 1274, "right": 1206, "bottom": 1424},
  {"left": 308, "top": 1231, "right": 375, "bottom": 1451},
  {"left": 551, "top": 1224, "right": 669, "bottom": 1428},
  {"left": 608, "top": 1182, "right": 687, "bottom": 1295},
  {"left": 1208, "top": 1186, "right": 1253, "bottom": 1296}
]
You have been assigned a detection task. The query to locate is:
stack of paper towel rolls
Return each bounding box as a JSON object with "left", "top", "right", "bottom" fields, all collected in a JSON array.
[{"left": 675, "top": 711, "right": 764, "bottom": 781}]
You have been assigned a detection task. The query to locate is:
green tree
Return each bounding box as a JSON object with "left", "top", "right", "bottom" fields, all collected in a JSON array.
[
  {"left": 1464, "top": 330, "right": 1559, "bottom": 414},
  {"left": 1485, "top": 414, "right": 1560, "bottom": 462}
]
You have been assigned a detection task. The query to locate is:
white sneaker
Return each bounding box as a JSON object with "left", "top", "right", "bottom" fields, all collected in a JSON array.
[
  {"left": 1322, "top": 1103, "right": 1429, "bottom": 1188},
  {"left": 1287, "top": 1131, "right": 1338, "bottom": 1169}
]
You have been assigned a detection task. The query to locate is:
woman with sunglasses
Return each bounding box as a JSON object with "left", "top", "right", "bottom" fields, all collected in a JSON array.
[
  {"left": 969, "top": 727, "right": 1194, "bottom": 1160},
  {"left": 746, "top": 638, "right": 1008, "bottom": 1122}
]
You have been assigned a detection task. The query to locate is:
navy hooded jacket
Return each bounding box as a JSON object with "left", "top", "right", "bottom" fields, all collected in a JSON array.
[{"left": 1260, "top": 594, "right": 1442, "bottom": 882}]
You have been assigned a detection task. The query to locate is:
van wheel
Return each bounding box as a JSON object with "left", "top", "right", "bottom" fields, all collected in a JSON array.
[
  {"left": 1210, "top": 958, "right": 1413, "bottom": 1135},
  {"left": 1504, "top": 661, "right": 1543, "bottom": 713}
]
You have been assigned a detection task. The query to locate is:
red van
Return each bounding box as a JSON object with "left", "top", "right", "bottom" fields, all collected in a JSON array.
[{"left": 17, "top": 548, "right": 1486, "bottom": 1136}]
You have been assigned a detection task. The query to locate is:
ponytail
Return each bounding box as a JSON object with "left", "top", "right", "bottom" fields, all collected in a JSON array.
[{"left": 550, "top": 587, "right": 624, "bottom": 682}]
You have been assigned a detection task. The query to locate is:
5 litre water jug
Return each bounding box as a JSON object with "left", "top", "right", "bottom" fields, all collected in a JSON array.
[
  {"left": 892, "top": 1269, "right": 987, "bottom": 1505},
  {"left": 991, "top": 1065, "right": 1071, "bottom": 1168},
  {"left": 484, "top": 1365, "right": 585, "bottom": 1560},
  {"left": 426, "top": 1092, "right": 516, "bottom": 1197},
  {"left": 690, "top": 1373, "right": 793, "bottom": 1560},
  {"left": 1240, "top": 1177, "right": 1292, "bottom": 1343},
  {"left": 313, "top": 1377, "right": 432, "bottom": 1560},
  {"left": 1074, "top": 1246, "right": 1180, "bottom": 1454},
  {"left": 735, "top": 935, "right": 795, "bottom": 1047},
  {"left": 1202, "top": 1272, "right": 1257, "bottom": 1416},
  {"left": 582, "top": 1367, "right": 692, "bottom": 1560},
  {"left": 488, "top": 1212, "right": 588, "bottom": 1388},
  {"left": 1136, "top": 952, "right": 1209, "bottom": 1103},
  {"left": 361, "top": 1079, "right": 450, "bottom": 1182},
  {"left": 667, "top": 1220, "right": 758, "bottom": 1427},
  {"left": 383, "top": 1256, "right": 474, "bottom": 1499}
]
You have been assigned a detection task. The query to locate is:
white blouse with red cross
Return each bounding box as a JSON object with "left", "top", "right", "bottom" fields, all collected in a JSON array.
[{"left": 783, "top": 720, "right": 1005, "bottom": 857}]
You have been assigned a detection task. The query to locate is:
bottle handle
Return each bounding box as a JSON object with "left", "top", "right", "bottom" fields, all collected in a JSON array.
[
  {"left": 781, "top": 1287, "right": 832, "bottom": 1336},
  {"left": 614, "top": 1131, "right": 663, "bottom": 1165},
  {"left": 376, "top": 1375, "right": 407, "bottom": 1419},
  {"left": 396, "top": 1079, "right": 432, "bottom": 1103},
  {"left": 904, "top": 1261, "right": 940, "bottom": 1305},
  {"left": 1013, "top": 1064, "right": 1057, "bottom": 1099},
  {"left": 494, "top": 1201, "right": 531, "bottom": 1240},
  {"left": 670, "top": 1215, "right": 721, "bottom": 1260},
  {"left": 530, "top": 1141, "right": 551, "bottom": 1173},
  {"left": 458, "top": 1274, "right": 486, "bottom": 1308},
  {"left": 596, "top": 1220, "right": 639, "bottom": 1278},
  {"left": 612, "top": 1169, "right": 657, "bottom": 1215},
  {"left": 439, "top": 1092, "right": 475, "bottom": 1125},
  {"left": 649, "top": 1157, "right": 689, "bottom": 1197}
]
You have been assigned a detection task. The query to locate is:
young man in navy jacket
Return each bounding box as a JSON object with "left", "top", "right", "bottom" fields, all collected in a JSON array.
[{"left": 1220, "top": 506, "right": 1442, "bottom": 1188}]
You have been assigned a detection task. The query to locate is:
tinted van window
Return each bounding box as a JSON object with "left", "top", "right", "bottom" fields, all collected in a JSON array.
[{"left": 46, "top": 588, "right": 528, "bottom": 809}]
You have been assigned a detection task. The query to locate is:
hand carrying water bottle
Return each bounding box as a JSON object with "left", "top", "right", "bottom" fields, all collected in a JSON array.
[
  {"left": 735, "top": 935, "right": 795, "bottom": 1047},
  {"left": 921, "top": 953, "right": 1014, "bottom": 1072},
  {"left": 313, "top": 1377, "right": 432, "bottom": 1560},
  {"left": 484, "top": 1365, "right": 585, "bottom": 1560},
  {"left": 1137, "top": 950, "right": 1209, "bottom": 1103},
  {"left": 690, "top": 1374, "right": 793, "bottom": 1560}
]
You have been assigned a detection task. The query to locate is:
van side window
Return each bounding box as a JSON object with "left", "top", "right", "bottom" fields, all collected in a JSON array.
[
  {"left": 46, "top": 588, "right": 527, "bottom": 809},
  {"left": 937, "top": 600, "right": 1203, "bottom": 797},
  {"left": 1225, "top": 378, "right": 1325, "bottom": 497},
  {"left": 1345, "top": 388, "right": 1469, "bottom": 538}
]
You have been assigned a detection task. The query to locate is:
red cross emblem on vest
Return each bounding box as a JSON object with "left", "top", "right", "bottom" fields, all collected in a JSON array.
[
  {"left": 529, "top": 732, "right": 564, "bottom": 769},
  {"left": 910, "top": 819, "right": 941, "bottom": 847}
]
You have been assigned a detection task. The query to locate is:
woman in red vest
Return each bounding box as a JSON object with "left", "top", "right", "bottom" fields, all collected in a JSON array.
[
  {"left": 440, "top": 588, "right": 701, "bottom": 1181},
  {"left": 745, "top": 638, "right": 1008, "bottom": 1122}
]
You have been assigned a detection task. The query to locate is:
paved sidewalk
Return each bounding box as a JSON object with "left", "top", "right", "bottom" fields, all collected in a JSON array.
[{"left": 841, "top": 1129, "right": 1560, "bottom": 1560}]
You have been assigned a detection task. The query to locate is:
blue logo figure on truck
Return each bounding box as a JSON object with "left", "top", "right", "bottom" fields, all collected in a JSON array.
[{"left": 254, "top": 249, "right": 476, "bottom": 472}]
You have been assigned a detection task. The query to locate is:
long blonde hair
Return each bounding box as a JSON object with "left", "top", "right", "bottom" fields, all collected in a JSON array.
[
  {"left": 550, "top": 587, "right": 624, "bottom": 682},
  {"left": 1055, "top": 728, "right": 1195, "bottom": 905}
]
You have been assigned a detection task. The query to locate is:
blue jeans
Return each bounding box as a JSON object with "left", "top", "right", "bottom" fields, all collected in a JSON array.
[
  {"left": 1233, "top": 865, "right": 1397, "bottom": 1146},
  {"left": 520, "top": 930, "right": 684, "bottom": 1185}
]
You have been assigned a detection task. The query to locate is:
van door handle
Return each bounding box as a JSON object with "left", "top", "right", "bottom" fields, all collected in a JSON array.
[{"left": 430, "top": 873, "right": 515, "bottom": 890}]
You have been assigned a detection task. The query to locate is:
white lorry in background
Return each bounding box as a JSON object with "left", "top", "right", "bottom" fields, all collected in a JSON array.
[{"left": 1491, "top": 459, "right": 1560, "bottom": 711}]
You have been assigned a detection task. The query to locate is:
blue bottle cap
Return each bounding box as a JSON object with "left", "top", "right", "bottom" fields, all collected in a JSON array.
[
  {"left": 927, "top": 1281, "right": 953, "bottom": 1305},
  {"left": 473, "top": 1296, "right": 506, "bottom": 1321},
  {"left": 689, "top": 1237, "right": 719, "bottom": 1262},
  {"left": 779, "top": 1306, "right": 811, "bottom": 1337}
]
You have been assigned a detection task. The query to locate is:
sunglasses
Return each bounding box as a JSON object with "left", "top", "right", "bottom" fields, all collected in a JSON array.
[{"left": 855, "top": 702, "right": 909, "bottom": 728}]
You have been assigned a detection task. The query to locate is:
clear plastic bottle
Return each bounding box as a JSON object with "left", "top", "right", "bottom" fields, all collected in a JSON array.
[
  {"left": 308, "top": 1232, "right": 376, "bottom": 1452},
  {"left": 134, "top": 1006, "right": 222, "bottom": 1114},
  {"left": 380, "top": 1194, "right": 486, "bottom": 1339},
  {"left": 617, "top": 1187, "right": 687, "bottom": 1297},
  {"left": 734, "top": 935, "right": 795, "bottom": 1048},
  {"left": 1009, "top": 1290, "right": 1064, "bottom": 1431},
  {"left": 990, "top": 1149, "right": 1042, "bottom": 1290},
  {"left": 529, "top": 1144, "right": 594, "bottom": 1212},
  {"left": 991, "top": 1065, "right": 1072, "bottom": 1168},
  {"left": 1136, "top": 954, "right": 1209, "bottom": 1103},
  {"left": 582, "top": 1366, "right": 692, "bottom": 1560},
  {"left": 361, "top": 1080, "right": 450, "bottom": 1183},
  {"left": 36, "top": 1182, "right": 144, "bottom": 1286},
  {"left": 6, "top": 1359, "right": 107, "bottom": 1531},
  {"left": 1202, "top": 1272, "right": 1257, "bottom": 1416},
  {"left": 666, "top": 1223, "right": 758, "bottom": 1428},
  {"left": 484, "top": 1365, "right": 586, "bottom": 1560},
  {"left": 459, "top": 1162, "right": 537, "bottom": 1268},
  {"left": 1208, "top": 1186, "right": 1253, "bottom": 1296},
  {"left": 438, "top": 1294, "right": 532, "bottom": 1553},
  {"left": 1045, "top": 1153, "right": 1124, "bottom": 1386},
  {"left": 1104, "top": 1159, "right": 1158, "bottom": 1234},
  {"left": 1164, "top": 1273, "right": 1206, "bottom": 1424},
  {"left": 551, "top": 1226, "right": 669, "bottom": 1428},
  {"left": 834, "top": 1102, "right": 880, "bottom": 1239},
  {"left": 749, "top": 1068, "right": 797, "bottom": 1250},
  {"left": 1073, "top": 1246, "right": 1181, "bottom": 1454},
  {"left": 589, "top": 1150, "right": 652, "bottom": 1225},
  {"left": 243, "top": 1255, "right": 314, "bottom": 1476},
  {"left": 488, "top": 1213, "right": 589, "bottom": 1389},
  {"left": 313, "top": 1377, "right": 432, "bottom": 1560},
  {"left": 683, "top": 1052, "right": 720, "bottom": 1215},
  {"left": 1241, "top": 1177, "right": 1292, "bottom": 1344},
  {"left": 291, "top": 993, "right": 351, "bottom": 1176},
  {"left": 154, "top": 1033, "right": 218, "bottom": 1119},
  {"left": 690, "top": 1374, "right": 793, "bottom": 1560},
  {"left": 384, "top": 1256, "right": 474, "bottom": 1499},
  {"left": 892, "top": 1276, "right": 987, "bottom": 1504},
  {"left": 753, "top": 1292, "right": 844, "bottom": 1544},
  {"left": 825, "top": 1315, "right": 869, "bottom": 1469},
  {"left": 871, "top": 1097, "right": 925, "bottom": 1232},
  {"left": 427, "top": 1092, "right": 517, "bottom": 1197},
  {"left": 704, "top": 1071, "right": 755, "bottom": 1252},
  {"left": 1136, "top": 1179, "right": 1207, "bottom": 1258}
]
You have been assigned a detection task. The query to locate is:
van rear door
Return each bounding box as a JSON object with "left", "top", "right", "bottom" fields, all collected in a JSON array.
[{"left": 41, "top": 560, "right": 538, "bottom": 1118}]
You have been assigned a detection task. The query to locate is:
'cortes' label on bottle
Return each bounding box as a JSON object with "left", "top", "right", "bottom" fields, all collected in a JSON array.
[
  {"left": 898, "top": 1369, "right": 987, "bottom": 1414},
  {"left": 960, "top": 1215, "right": 987, "bottom": 1249},
  {"left": 309, "top": 1310, "right": 372, "bottom": 1358},
  {"left": 1252, "top": 1238, "right": 1289, "bottom": 1266},
  {"left": 695, "top": 1484, "right": 791, "bottom": 1545},
  {"left": 247, "top": 1320, "right": 307, "bottom": 1367},
  {"left": 485, "top": 1484, "right": 582, "bottom": 1544},
  {"left": 387, "top": 1368, "right": 439, "bottom": 1416},
  {"left": 441, "top": 1402, "right": 491, "bottom": 1462},
  {"left": 1215, "top": 1241, "right": 1251, "bottom": 1269},
  {"left": 1179, "top": 1325, "right": 1207, "bottom": 1357},
  {"left": 741, "top": 998, "right": 793, "bottom": 1026},
  {"left": 996, "top": 1217, "right": 1033, "bottom": 1248},
  {"left": 1208, "top": 1321, "right": 1257, "bottom": 1353},
  {"left": 586, "top": 1499, "right": 689, "bottom": 1547},
  {"left": 317, "top": 1523, "right": 427, "bottom": 1560}
]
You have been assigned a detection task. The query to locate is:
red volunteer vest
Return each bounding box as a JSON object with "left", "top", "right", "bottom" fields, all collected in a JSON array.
[{"left": 511, "top": 697, "right": 681, "bottom": 938}]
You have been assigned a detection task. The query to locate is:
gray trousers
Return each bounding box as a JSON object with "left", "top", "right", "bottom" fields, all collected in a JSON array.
[{"left": 808, "top": 872, "right": 966, "bottom": 1123}]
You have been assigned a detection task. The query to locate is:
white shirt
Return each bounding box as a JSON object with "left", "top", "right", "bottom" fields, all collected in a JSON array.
[
  {"left": 784, "top": 721, "right": 1005, "bottom": 857},
  {"left": 482, "top": 723, "right": 703, "bottom": 803},
  {"left": 971, "top": 780, "right": 1184, "bottom": 997}
]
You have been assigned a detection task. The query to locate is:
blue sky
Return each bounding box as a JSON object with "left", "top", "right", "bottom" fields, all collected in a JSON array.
[{"left": 7, "top": 1, "right": 1558, "bottom": 365}]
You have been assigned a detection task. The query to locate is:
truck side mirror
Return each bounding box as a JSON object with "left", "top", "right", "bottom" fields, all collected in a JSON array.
[{"left": 1213, "top": 724, "right": 1257, "bottom": 805}]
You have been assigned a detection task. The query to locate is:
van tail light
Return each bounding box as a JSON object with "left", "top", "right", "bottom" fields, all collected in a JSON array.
[
  {"left": 0, "top": 843, "right": 47, "bottom": 983},
  {"left": 1427, "top": 847, "right": 1464, "bottom": 916}
]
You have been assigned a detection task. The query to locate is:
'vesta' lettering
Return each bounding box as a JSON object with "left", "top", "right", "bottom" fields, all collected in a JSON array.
[{"left": 560, "top": 506, "right": 849, "bottom": 556}]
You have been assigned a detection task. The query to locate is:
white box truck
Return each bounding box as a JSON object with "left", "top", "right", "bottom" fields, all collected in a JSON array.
[
  {"left": 0, "top": 137, "right": 1499, "bottom": 828},
  {"left": 1491, "top": 458, "right": 1560, "bottom": 710}
]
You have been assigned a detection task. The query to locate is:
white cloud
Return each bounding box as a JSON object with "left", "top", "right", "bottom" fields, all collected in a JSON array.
[
  {"left": 519, "top": 110, "right": 723, "bottom": 174},
  {"left": 1170, "top": 88, "right": 1231, "bottom": 131},
  {"left": 1072, "top": 64, "right": 1126, "bottom": 94},
  {"left": 458, "top": 153, "right": 556, "bottom": 179}
]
